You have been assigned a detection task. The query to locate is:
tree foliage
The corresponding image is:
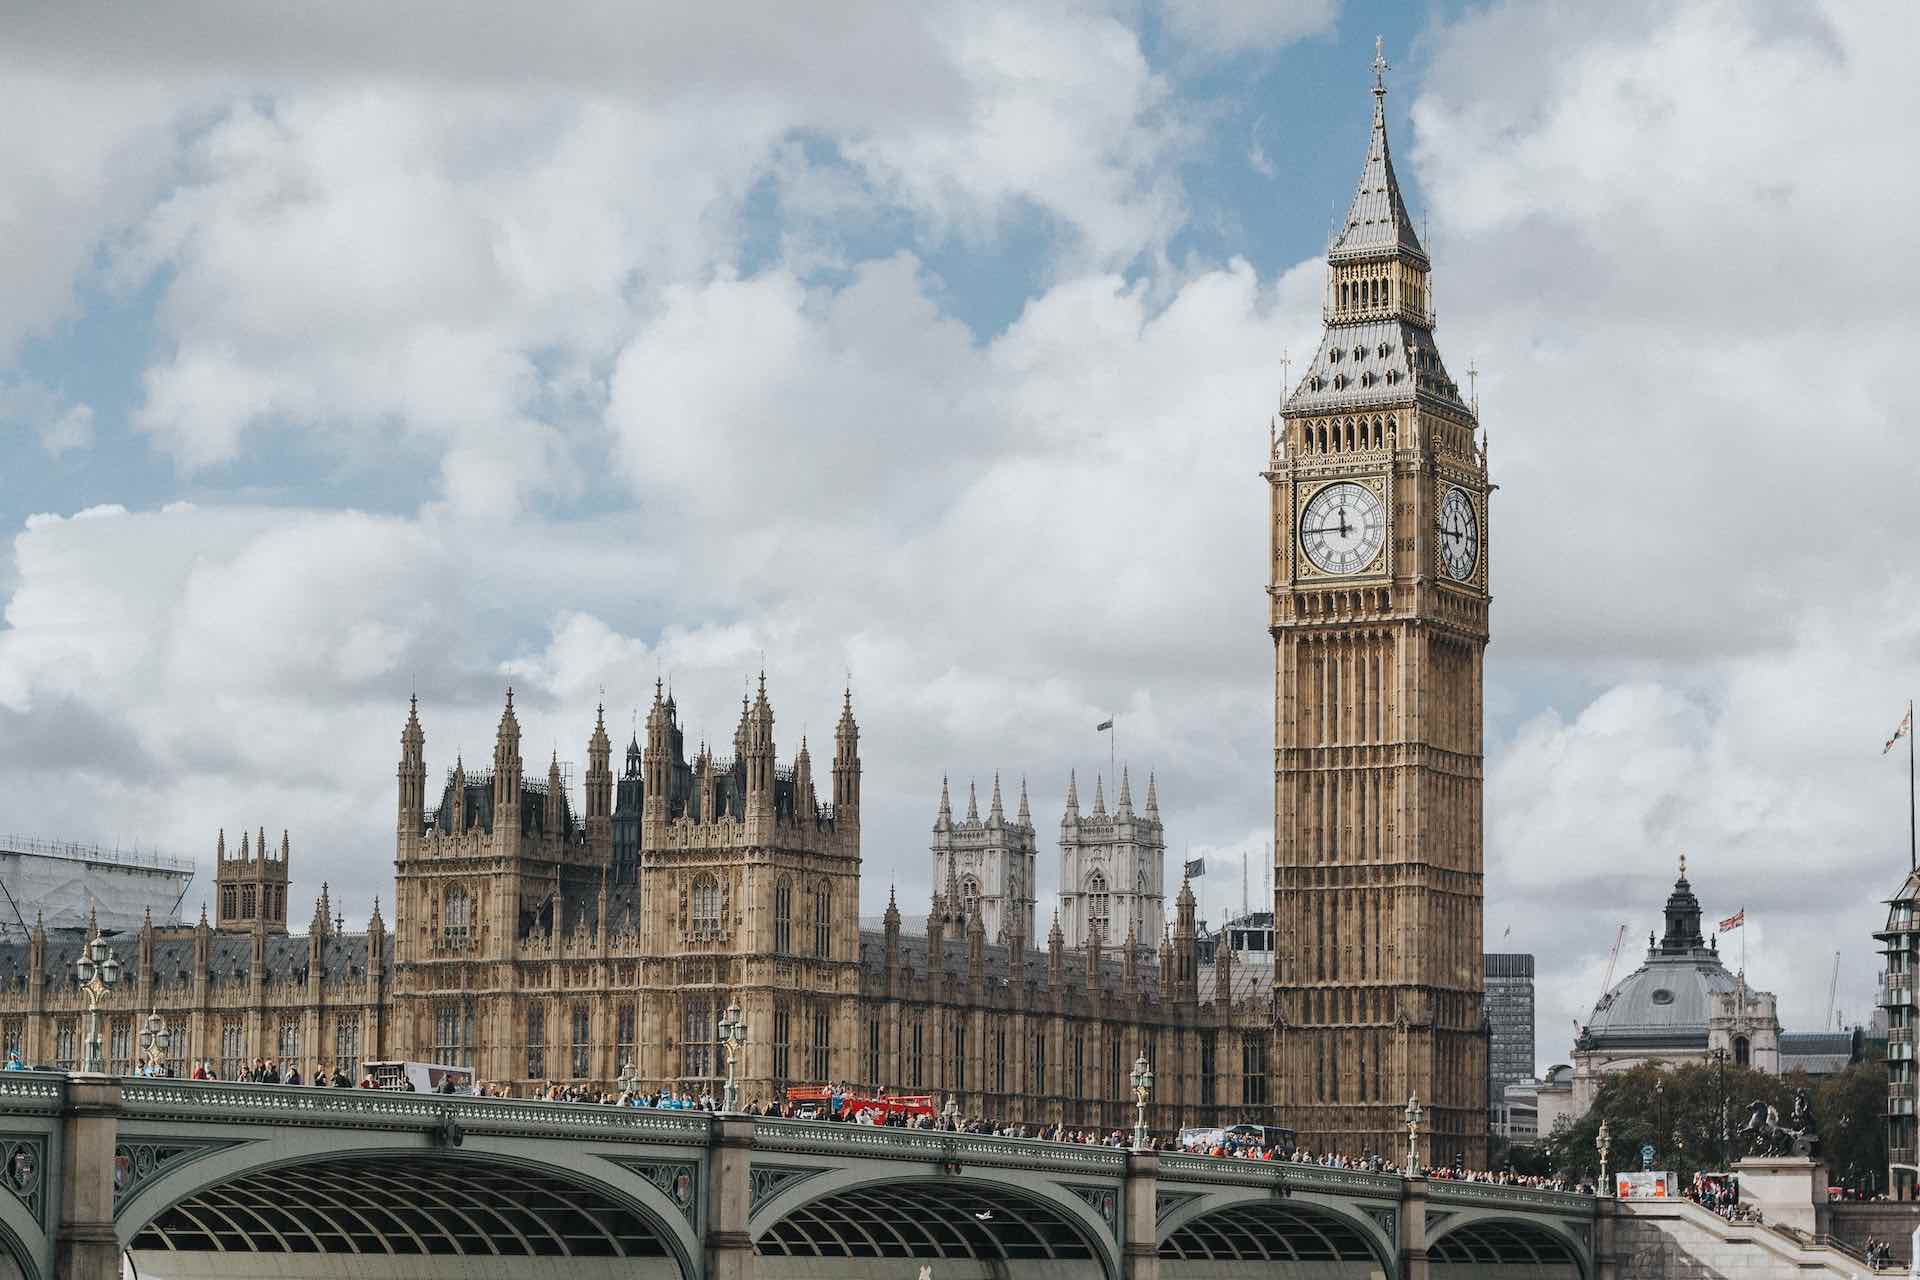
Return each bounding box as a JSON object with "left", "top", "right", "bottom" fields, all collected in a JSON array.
[{"left": 1538, "top": 1060, "right": 1886, "bottom": 1190}]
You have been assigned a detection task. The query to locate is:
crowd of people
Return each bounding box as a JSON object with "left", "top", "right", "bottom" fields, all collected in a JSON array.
[{"left": 1686, "top": 1172, "right": 1760, "bottom": 1223}]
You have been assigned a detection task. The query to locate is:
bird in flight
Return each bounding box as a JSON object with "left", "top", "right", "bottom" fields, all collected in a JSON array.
[{"left": 974, "top": 1210, "right": 994, "bottom": 1221}]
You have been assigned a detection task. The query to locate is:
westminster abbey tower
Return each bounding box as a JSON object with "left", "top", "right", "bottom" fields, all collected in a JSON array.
[{"left": 1268, "top": 46, "right": 1490, "bottom": 1168}]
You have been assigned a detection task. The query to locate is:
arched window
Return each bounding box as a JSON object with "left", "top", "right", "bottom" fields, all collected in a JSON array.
[
  {"left": 813, "top": 882, "right": 832, "bottom": 958},
  {"left": 443, "top": 885, "right": 470, "bottom": 943},
  {"left": 961, "top": 875, "right": 980, "bottom": 918},
  {"left": 773, "top": 876, "right": 792, "bottom": 952},
  {"left": 1086, "top": 871, "right": 1109, "bottom": 942},
  {"left": 692, "top": 875, "right": 722, "bottom": 936},
  {"left": 1734, "top": 1036, "right": 1750, "bottom": 1067}
]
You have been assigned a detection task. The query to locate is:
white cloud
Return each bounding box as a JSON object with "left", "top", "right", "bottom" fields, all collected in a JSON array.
[
  {"left": 0, "top": 378, "right": 96, "bottom": 460},
  {"left": 1161, "top": 0, "right": 1340, "bottom": 58}
]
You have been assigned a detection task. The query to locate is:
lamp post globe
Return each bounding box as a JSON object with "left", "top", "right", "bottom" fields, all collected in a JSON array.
[
  {"left": 73, "top": 931, "right": 122, "bottom": 1074},
  {"left": 1129, "top": 1054, "right": 1154, "bottom": 1152},
  {"left": 139, "top": 1011, "right": 171, "bottom": 1076}
]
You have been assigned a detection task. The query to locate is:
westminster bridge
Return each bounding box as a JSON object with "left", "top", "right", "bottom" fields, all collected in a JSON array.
[{"left": 0, "top": 1073, "right": 1598, "bottom": 1280}]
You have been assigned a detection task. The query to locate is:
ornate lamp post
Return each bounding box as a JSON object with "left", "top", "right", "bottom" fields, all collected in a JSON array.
[
  {"left": 1597, "top": 1119, "right": 1613, "bottom": 1193},
  {"left": 138, "top": 1011, "right": 171, "bottom": 1077},
  {"left": 616, "top": 1058, "right": 641, "bottom": 1099},
  {"left": 717, "top": 1003, "right": 746, "bottom": 1114},
  {"left": 1129, "top": 1054, "right": 1154, "bottom": 1152},
  {"left": 73, "top": 931, "right": 122, "bottom": 1074},
  {"left": 1404, "top": 1095, "right": 1424, "bottom": 1177}
]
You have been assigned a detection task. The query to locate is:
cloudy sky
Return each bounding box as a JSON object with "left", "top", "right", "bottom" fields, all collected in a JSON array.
[{"left": 1, "top": 0, "right": 1914, "bottom": 1074}]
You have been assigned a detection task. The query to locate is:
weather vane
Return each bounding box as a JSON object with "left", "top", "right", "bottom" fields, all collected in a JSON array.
[{"left": 1372, "top": 36, "right": 1389, "bottom": 91}]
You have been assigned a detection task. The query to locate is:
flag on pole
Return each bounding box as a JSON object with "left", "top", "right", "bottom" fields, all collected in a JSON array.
[
  {"left": 1184, "top": 857, "right": 1206, "bottom": 878},
  {"left": 1095, "top": 718, "right": 1114, "bottom": 732},
  {"left": 1886, "top": 705, "right": 1913, "bottom": 755},
  {"left": 1718, "top": 909, "right": 1744, "bottom": 933}
]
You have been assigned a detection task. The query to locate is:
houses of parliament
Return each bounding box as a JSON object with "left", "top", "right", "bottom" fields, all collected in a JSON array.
[{"left": 0, "top": 58, "right": 1490, "bottom": 1166}]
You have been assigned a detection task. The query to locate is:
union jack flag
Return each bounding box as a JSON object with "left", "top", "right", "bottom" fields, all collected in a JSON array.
[{"left": 1886, "top": 704, "right": 1913, "bottom": 755}]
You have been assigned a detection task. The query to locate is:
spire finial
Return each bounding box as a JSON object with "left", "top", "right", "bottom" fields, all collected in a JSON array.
[
  {"left": 1678, "top": 852, "right": 1687, "bottom": 878},
  {"left": 1372, "top": 35, "right": 1389, "bottom": 94}
]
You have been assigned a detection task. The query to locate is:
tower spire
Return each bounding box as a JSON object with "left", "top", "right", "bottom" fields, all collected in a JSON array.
[
  {"left": 1330, "top": 35, "right": 1424, "bottom": 263},
  {"left": 966, "top": 779, "right": 979, "bottom": 823},
  {"left": 1016, "top": 776, "right": 1032, "bottom": 825}
]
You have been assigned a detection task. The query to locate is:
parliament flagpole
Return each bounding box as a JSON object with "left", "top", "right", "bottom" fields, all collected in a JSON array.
[{"left": 1909, "top": 697, "right": 1915, "bottom": 871}]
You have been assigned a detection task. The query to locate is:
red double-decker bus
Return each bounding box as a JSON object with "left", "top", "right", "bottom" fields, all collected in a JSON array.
[{"left": 785, "top": 1086, "right": 937, "bottom": 1123}]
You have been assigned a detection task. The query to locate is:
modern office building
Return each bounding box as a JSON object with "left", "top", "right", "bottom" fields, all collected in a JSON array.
[
  {"left": 1485, "top": 953, "right": 1536, "bottom": 1100},
  {"left": 1875, "top": 865, "right": 1920, "bottom": 1198}
]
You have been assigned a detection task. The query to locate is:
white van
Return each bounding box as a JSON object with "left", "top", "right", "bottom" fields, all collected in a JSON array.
[{"left": 363, "top": 1060, "right": 476, "bottom": 1095}]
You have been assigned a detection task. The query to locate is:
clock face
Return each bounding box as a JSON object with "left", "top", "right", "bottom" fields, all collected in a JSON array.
[
  {"left": 1438, "top": 485, "right": 1479, "bottom": 580},
  {"left": 1299, "top": 482, "right": 1386, "bottom": 575}
]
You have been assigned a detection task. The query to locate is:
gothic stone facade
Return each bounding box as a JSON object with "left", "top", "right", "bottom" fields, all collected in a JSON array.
[
  {"left": 1268, "top": 60, "right": 1491, "bottom": 1169},
  {"left": 0, "top": 684, "right": 1274, "bottom": 1137}
]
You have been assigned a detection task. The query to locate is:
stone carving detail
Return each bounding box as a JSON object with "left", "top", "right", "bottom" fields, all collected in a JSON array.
[
  {"left": 1424, "top": 1208, "right": 1454, "bottom": 1234},
  {"left": 1364, "top": 1205, "right": 1397, "bottom": 1240},
  {"left": 749, "top": 1164, "right": 827, "bottom": 1212},
  {"left": 608, "top": 1159, "right": 697, "bottom": 1221},
  {"left": 111, "top": 1139, "right": 243, "bottom": 1214},
  {"left": 1155, "top": 1190, "right": 1200, "bottom": 1223},
  {"left": 1063, "top": 1182, "right": 1117, "bottom": 1235},
  {"left": 0, "top": 1136, "right": 46, "bottom": 1226}
]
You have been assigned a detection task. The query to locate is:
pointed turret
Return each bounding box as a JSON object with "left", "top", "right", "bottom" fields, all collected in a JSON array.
[
  {"left": 1145, "top": 771, "right": 1159, "bottom": 819},
  {"left": 935, "top": 775, "right": 953, "bottom": 832},
  {"left": 1047, "top": 908, "right": 1065, "bottom": 987},
  {"left": 1092, "top": 773, "right": 1106, "bottom": 817},
  {"left": 1117, "top": 766, "right": 1133, "bottom": 817},
  {"left": 493, "top": 687, "right": 524, "bottom": 832},
  {"left": 965, "top": 780, "right": 979, "bottom": 823},
  {"left": 794, "top": 735, "right": 817, "bottom": 817},
  {"left": 988, "top": 772, "right": 1004, "bottom": 826},
  {"left": 1064, "top": 770, "right": 1080, "bottom": 820},
  {"left": 399, "top": 694, "right": 427, "bottom": 841},
  {"left": 586, "top": 701, "right": 613, "bottom": 848},
  {"left": 644, "top": 679, "right": 674, "bottom": 822},
  {"left": 216, "top": 828, "right": 226, "bottom": 860},
  {"left": 1016, "top": 776, "right": 1032, "bottom": 827},
  {"left": 1123, "top": 919, "right": 1138, "bottom": 992},
  {"left": 547, "top": 749, "right": 568, "bottom": 835},
  {"left": 832, "top": 686, "right": 862, "bottom": 816}
]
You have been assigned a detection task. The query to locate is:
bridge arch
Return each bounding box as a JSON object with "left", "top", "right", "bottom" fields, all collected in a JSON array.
[
  {"left": 1427, "top": 1211, "right": 1587, "bottom": 1280},
  {"left": 0, "top": 1197, "right": 37, "bottom": 1280},
  {"left": 114, "top": 1137, "right": 701, "bottom": 1280},
  {"left": 1156, "top": 1189, "right": 1397, "bottom": 1279},
  {"left": 750, "top": 1167, "right": 1120, "bottom": 1280}
]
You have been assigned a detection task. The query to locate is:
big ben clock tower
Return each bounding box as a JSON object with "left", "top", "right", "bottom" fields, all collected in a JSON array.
[{"left": 1268, "top": 42, "right": 1489, "bottom": 1169}]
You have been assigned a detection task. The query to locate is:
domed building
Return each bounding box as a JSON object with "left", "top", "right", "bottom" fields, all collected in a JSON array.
[{"left": 1537, "top": 859, "right": 1780, "bottom": 1133}]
